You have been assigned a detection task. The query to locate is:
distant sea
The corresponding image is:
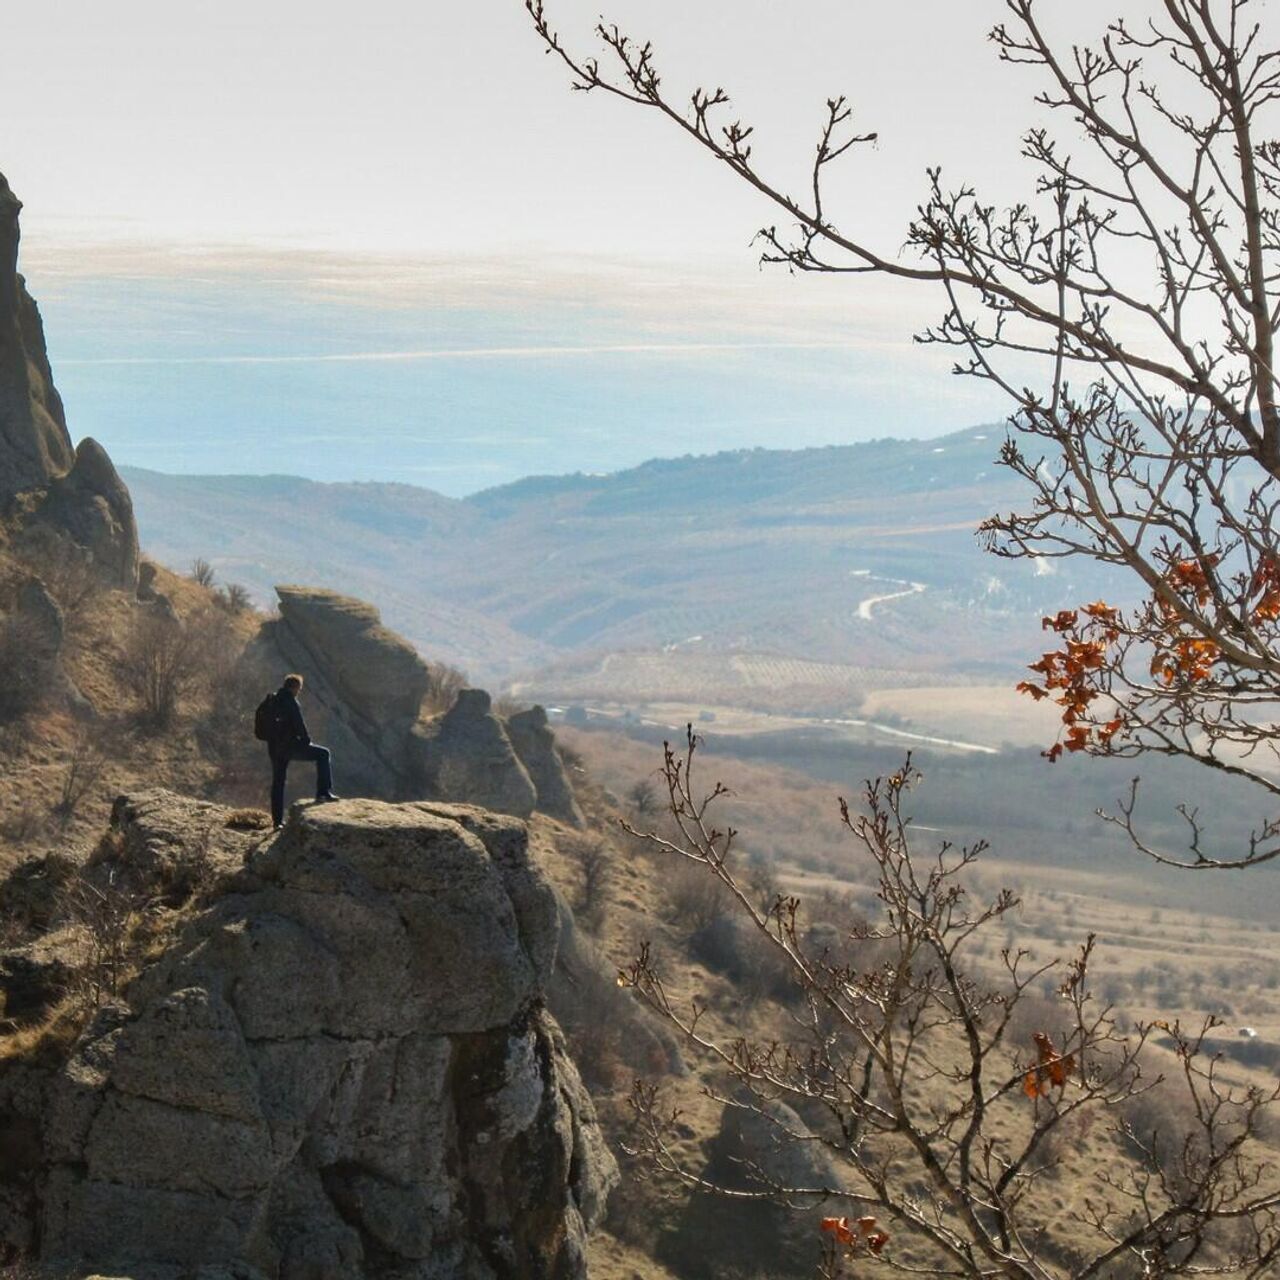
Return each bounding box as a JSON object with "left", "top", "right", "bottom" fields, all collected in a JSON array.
[{"left": 31, "top": 252, "right": 1006, "bottom": 496}]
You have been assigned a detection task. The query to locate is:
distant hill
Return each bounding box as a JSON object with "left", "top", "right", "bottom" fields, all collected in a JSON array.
[{"left": 122, "top": 425, "right": 1127, "bottom": 698}]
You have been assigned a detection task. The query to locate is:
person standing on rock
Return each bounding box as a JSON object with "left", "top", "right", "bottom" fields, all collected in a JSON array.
[{"left": 267, "top": 674, "right": 338, "bottom": 828}]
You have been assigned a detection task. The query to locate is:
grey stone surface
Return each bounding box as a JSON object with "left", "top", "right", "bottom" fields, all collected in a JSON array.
[
  {"left": 275, "top": 586, "right": 430, "bottom": 736},
  {"left": 410, "top": 688, "right": 537, "bottom": 818},
  {"left": 261, "top": 589, "right": 575, "bottom": 823},
  {"left": 0, "top": 172, "right": 74, "bottom": 503},
  {"left": 505, "top": 705, "right": 585, "bottom": 827},
  {"left": 32, "top": 437, "right": 140, "bottom": 588},
  {"left": 16, "top": 574, "right": 63, "bottom": 657},
  {"left": 0, "top": 172, "right": 139, "bottom": 587},
  {"left": 107, "top": 788, "right": 262, "bottom": 900},
  {"left": 712, "top": 1092, "right": 841, "bottom": 1200},
  {"left": 0, "top": 791, "right": 616, "bottom": 1278}
]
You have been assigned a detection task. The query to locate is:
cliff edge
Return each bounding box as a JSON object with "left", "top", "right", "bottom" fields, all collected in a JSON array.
[{"left": 0, "top": 790, "right": 617, "bottom": 1278}]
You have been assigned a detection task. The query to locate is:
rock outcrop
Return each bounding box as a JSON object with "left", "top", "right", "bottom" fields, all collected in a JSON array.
[
  {"left": 1, "top": 574, "right": 92, "bottom": 711},
  {"left": 29, "top": 438, "right": 140, "bottom": 588},
  {"left": 0, "top": 172, "right": 138, "bottom": 588},
  {"left": 0, "top": 173, "right": 74, "bottom": 502},
  {"left": 0, "top": 790, "right": 617, "bottom": 1277},
  {"left": 710, "top": 1093, "right": 841, "bottom": 1198},
  {"left": 275, "top": 586, "right": 432, "bottom": 736},
  {"left": 261, "top": 588, "right": 577, "bottom": 824},
  {"left": 410, "top": 688, "right": 537, "bottom": 819},
  {"left": 506, "top": 706, "right": 584, "bottom": 828}
]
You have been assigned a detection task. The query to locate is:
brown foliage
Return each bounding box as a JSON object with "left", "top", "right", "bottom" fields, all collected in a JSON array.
[{"left": 121, "top": 606, "right": 238, "bottom": 730}]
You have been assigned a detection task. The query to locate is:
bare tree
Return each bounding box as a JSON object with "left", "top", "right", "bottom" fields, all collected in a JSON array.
[
  {"left": 62, "top": 867, "right": 152, "bottom": 1011},
  {"left": 619, "top": 731, "right": 1280, "bottom": 1277},
  {"left": 424, "top": 660, "right": 469, "bottom": 715},
  {"left": 121, "top": 608, "right": 221, "bottom": 728},
  {"left": 23, "top": 536, "right": 103, "bottom": 622},
  {"left": 527, "top": 0, "right": 1280, "bottom": 871},
  {"left": 54, "top": 724, "right": 110, "bottom": 827},
  {"left": 216, "top": 582, "right": 253, "bottom": 614},
  {"left": 627, "top": 778, "right": 659, "bottom": 818},
  {"left": 189, "top": 558, "right": 216, "bottom": 589}
]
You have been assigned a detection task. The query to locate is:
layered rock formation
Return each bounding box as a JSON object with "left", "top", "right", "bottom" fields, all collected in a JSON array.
[
  {"left": 0, "top": 171, "right": 138, "bottom": 588},
  {"left": 261, "top": 587, "right": 581, "bottom": 824},
  {"left": 29, "top": 437, "right": 140, "bottom": 588},
  {"left": 410, "top": 688, "right": 538, "bottom": 818},
  {"left": 506, "top": 706, "right": 585, "bottom": 828},
  {"left": 276, "top": 586, "right": 431, "bottom": 738},
  {"left": 0, "top": 173, "right": 74, "bottom": 501},
  {"left": 0, "top": 790, "right": 617, "bottom": 1277}
]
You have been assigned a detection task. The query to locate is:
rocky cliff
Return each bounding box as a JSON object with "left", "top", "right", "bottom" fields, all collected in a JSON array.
[
  {"left": 261, "top": 587, "right": 582, "bottom": 825},
  {"left": 0, "top": 174, "right": 73, "bottom": 502},
  {"left": 0, "top": 790, "right": 617, "bottom": 1278},
  {"left": 0, "top": 172, "right": 138, "bottom": 590}
]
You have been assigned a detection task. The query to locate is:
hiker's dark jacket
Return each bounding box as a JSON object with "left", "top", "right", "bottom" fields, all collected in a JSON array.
[{"left": 271, "top": 686, "right": 311, "bottom": 756}]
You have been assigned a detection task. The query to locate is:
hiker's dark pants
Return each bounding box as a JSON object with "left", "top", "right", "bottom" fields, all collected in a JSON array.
[{"left": 270, "top": 742, "right": 333, "bottom": 826}]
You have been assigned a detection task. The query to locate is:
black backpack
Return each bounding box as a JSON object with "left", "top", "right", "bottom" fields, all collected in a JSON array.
[{"left": 253, "top": 691, "right": 282, "bottom": 743}]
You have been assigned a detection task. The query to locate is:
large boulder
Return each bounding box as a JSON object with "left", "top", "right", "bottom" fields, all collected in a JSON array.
[
  {"left": 506, "top": 705, "right": 585, "bottom": 827},
  {"left": 711, "top": 1092, "right": 841, "bottom": 1199},
  {"left": 29, "top": 438, "right": 140, "bottom": 588},
  {"left": 262, "top": 588, "right": 578, "bottom": 822},
  {"left": 0, "top": 793, "right": 617, "bottom": 1278},
  {"left": 0, "top": 173, "right": 74, "bottom": 503},
  {"left": 275, "top": 587, "right": 431, "bottom": 734}
]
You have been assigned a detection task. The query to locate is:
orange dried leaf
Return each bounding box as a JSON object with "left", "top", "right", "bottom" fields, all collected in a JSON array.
[
  {"left": 820, "top": 1217, "right": 855, "bottom": 1246},
  {"left": 1082, "top": 600, "right": 1118, "bottom": 621}
]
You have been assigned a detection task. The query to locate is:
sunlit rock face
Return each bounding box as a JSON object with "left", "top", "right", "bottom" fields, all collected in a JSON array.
[
  {"left": 262, "top": 588, "right": 585, "bottom": 825},
  {"left": 409, "top": 687, "right": 538, "bottom": 819},
  {"left": 0, "top": 792, "right": 617, "bottom": 1278},
  {"left": 0, "top": 172, "right": 139, "bottom": 589},
  {"left": 506, "top": 705, "right": 584, "bottom": 828}
]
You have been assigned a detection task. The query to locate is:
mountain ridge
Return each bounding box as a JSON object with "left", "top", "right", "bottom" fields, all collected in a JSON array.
[{"left": 121, "top": 421, "right": 1119, "bottom": 697}]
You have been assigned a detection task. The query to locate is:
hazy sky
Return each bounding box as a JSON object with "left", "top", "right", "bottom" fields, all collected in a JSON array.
[
  {"left": 2, "top": 1, "right": 1062, "bottom": 254},
  {"left": 0, "top": 1, "right": 1168, "bottom": 489}
]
